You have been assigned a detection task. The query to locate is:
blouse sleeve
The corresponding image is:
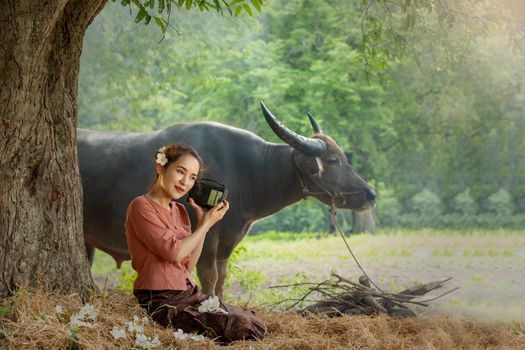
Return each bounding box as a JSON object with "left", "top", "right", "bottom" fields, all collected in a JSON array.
[{"left": 126, "top": 199, "right": 183, "bottom": 264}]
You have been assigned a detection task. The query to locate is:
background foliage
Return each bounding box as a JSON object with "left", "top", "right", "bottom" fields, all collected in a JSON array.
[{"left": 79, "top": 0, "right": 525, "bottom": 231}]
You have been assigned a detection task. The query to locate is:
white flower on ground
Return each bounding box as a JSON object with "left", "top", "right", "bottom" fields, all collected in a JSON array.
[
  {"left": 173, "top": 329, "right": 205, "bottom": 342},
  {"left": 126, "top": 320, "right": 144, "bottom": 334},
  {"left": 197, "top": 296, "right": 228, "bottom": 314},
  {"left": 150, "top": 335, "right": 161, "bottom": 347},
  {"left": 110, "top": 326, "right": 126, "bottom": 340},
  {"left": 173, "top": 329, "right": 189, "bottom": 341},
  {"left": 77, "top": 303, "right": 97, "bottom": 321},
  {"left": 135, "top": 333, "right": 161, "bottom": 348},
  {"left": 54, "top": 305, "right": 64, "bottom": 314},
  {"left": 69, "top": 303, "right": 97, "bottom": 329},
  {"left": 190, "top": 334, "right": 205, "bottom": 342},
  {"left": 70, "top": 314, "right": 94, "bottom": 328},
  {"left": 126, "top": 315, "right": 149, "bottom": 334},
  {"left": 135, "top": 333, "right": 149, "bottom": 348}
]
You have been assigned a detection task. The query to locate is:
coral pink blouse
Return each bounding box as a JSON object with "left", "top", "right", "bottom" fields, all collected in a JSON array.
[{"left": 125, "top": 195, "right": 195, "bottom": 291}]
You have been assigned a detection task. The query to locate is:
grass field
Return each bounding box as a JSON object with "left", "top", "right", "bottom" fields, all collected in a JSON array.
[{"left": 91, "top": 229, "right": 525, "bottom": 326}]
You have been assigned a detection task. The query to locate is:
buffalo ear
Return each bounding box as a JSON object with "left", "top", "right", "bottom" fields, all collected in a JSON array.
[{"left": 295, "top": 153, "right": 323, "bottom": 178}]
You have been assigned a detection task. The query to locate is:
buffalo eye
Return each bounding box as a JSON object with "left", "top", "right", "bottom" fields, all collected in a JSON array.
[{"left": 325, "top": 157, "right": 341, "bottom": 166}]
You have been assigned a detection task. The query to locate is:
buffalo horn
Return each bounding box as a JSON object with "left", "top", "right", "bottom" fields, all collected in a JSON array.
[
  {"left": 307, "top": 112, "right": 323, "bottom": 134},
  {"left": 260, "top": 101, "right": 326, "bottom": 156}
]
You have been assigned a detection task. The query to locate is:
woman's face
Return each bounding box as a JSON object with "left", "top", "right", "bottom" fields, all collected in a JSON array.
[{"left": 158, "top": 153, "right": 200, "bottom": 200}]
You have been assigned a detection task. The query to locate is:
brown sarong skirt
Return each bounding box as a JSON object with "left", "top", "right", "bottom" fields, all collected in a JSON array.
[{"left": 134, "top": 283, "right": 266, "bottom": 342}]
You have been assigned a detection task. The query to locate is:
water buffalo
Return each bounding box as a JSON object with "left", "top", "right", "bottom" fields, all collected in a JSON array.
[{"left": 79, "top": 102, "right": 376, "bottom": 296}]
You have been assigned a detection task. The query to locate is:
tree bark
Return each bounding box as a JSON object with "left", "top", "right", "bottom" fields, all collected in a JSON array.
[
  {"left": 351, "top": 209, "right": 376, "bottom": 233},
  {"left": 0, "top": 0, "right": 106, "bottom": 299}
]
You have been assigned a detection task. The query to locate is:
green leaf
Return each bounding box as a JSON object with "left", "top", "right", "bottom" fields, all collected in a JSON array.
[
  {"left": 135, "top": 7, "right": 147, "bottom": 23},
  {"left": 243, "top": 3, "right": 253, "bottom": 16},
  {"left": 185, "top": 0, "right": 192, "bottom": 10},
  {"left": 234, "top": 5, "right": 242, "bottom": 16},
  {"left": 154, "top": 16, "right": 167, "bottom": 32},
  {"left": 221, "top": 0, "right": 233, "bottom": 15},
  {"left": 158, "top": 0, "right": 164, "bottom": 13},
  {"left": 211, "top": 0, "right": 221, "bottom": 12},
  {"left": 250, "top": 0, "right": 261, "bottom": 12}
]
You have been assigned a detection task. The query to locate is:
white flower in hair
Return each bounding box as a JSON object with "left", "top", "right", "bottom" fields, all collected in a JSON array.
[
  {"left": 156, "top": 152, "right": 168, "bottom": 166},
  {"left": 158, "top": 146, "right": 167, "bottom": 153}
]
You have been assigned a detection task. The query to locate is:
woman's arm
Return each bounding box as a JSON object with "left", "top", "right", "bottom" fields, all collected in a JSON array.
[
  {"left": 186, "top": 229, "right": 206, "bottom": 273},
  {"left": 175, "top": 220, "right": 210, "bottom": 263},
  {"left": 178, "top": 200, "right": 230, "bottom": 265}
]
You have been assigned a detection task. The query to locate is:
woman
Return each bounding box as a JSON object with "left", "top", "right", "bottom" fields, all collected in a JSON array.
[{"left": 125, "top": 143, "right": 266, "bottom": 342}]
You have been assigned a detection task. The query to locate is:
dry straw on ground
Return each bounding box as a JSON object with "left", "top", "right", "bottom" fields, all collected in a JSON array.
[{"left": 0, "top": 287, "right": 523, "bottom": 349}]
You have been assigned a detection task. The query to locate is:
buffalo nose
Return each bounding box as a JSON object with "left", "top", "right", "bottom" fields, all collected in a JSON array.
[{"left": 366, "top": 188, "right": 376, "bottom": 202}]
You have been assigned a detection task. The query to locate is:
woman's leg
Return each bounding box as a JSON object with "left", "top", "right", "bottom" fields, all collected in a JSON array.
[{"left": 134, "top": 285, "right": 266, "bottom": 342}]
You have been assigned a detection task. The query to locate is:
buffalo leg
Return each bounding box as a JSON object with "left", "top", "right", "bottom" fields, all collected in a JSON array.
[
  {"left": 214, "top": 225, "right": 251, "bottom": 297},
  {"left": 197, "top": 258, "right": 217, "bottom": 296},
  {"left": 215, "top": 258, "right": 229, "bottom": 298},
  {"left": 196, "top": 234, "right": 219, "bottom": 295}
]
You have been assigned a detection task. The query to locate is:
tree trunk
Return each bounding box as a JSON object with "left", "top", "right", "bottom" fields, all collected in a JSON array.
[
  {"left": 351, "top": 209, "right": 376, "bottom": 233},
  {"left": 0, "top": 0, "right": 106, "bottom": 299}
]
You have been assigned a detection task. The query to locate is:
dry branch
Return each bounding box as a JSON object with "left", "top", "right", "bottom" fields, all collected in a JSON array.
[{"left": 270, "top": 273, "right": 456, "bottom": 318}]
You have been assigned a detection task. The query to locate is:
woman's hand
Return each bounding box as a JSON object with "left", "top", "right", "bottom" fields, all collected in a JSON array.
[
  {"left": 202, "top": 200, "right": 230, "bottom": 229},
  {"left": 187, "top": 197, "right": 205, "bottom": 225}
]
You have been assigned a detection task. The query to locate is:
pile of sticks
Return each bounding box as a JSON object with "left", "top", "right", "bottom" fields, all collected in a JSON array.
[{"left": 271, "top": 273, "right": 457, "bottom": 318}]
